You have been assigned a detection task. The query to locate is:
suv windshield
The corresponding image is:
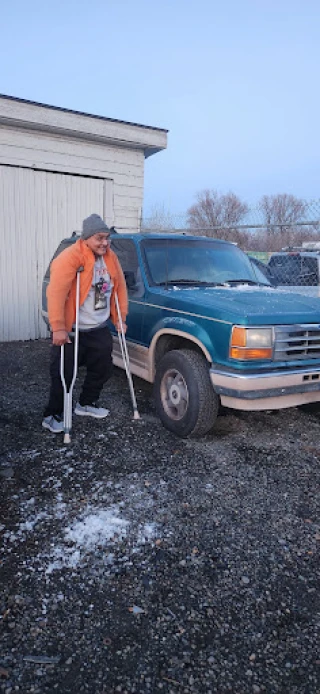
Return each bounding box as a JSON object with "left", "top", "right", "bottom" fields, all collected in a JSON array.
[{"left": 142, "top": 238, "right": 270, "bottom": 286}]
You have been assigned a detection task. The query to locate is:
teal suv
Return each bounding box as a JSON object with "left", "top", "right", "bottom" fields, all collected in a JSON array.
[{"left": 110, "top": 233, "right": 320, "bottom": 437}]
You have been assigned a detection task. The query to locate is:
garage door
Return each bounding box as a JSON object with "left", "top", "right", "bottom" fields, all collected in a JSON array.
[{"left": 0, "top": 167, "right": 113, "bottom": 340}]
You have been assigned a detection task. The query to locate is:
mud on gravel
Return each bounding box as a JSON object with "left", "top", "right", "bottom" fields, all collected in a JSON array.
[{"left": 0, "top": 339, "right": 319, "bottom": 694}]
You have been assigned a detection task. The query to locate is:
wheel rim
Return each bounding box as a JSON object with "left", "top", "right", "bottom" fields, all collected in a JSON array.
[{"left": 160, "top": 368, "right": 189, "bottom": 421}]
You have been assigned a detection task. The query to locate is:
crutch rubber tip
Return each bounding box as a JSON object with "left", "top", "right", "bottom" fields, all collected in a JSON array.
[
  {"left": 133, "top": 411, "right": 141, "bottom": 420},
  {"left": 64, "top": 433, "right": 71, "bottom": 444}
]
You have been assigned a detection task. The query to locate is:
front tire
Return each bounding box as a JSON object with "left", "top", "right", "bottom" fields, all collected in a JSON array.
[{"left": 154, "top": 349, "right": 219, "bottom": 437}]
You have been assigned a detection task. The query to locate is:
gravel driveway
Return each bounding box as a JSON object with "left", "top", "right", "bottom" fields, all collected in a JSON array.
[{"left": 0, "top": 339, "right": 319, "bottom": 694}]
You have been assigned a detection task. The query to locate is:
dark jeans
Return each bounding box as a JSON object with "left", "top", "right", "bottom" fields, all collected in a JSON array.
[{"left": 44, "top": 326, "right": 113, "bottom": 417}]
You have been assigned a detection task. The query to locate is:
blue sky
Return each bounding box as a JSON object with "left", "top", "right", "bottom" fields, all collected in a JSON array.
[{"left": 0, "top": 0, "right": 319, "bottom": 217}]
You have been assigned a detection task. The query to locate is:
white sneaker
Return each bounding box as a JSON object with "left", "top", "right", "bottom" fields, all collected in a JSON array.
[
  {"left": 74, "top": 403, "right": 110, "bottom": 419},
  {"left": 42, "top": 415, "right": 64, "bottom": 433}
]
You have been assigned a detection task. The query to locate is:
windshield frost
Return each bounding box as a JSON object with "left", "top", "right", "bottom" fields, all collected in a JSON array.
[{"left": 143, "top": 239, "right": 269, "bottom": 286}]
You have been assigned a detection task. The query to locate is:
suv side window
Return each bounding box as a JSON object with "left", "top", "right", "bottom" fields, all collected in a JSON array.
[{"left": 110, "top": 238, "right": 144, "bottom": 297}]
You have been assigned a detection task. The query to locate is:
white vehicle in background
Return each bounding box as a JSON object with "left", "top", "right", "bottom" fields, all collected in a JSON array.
[{"left": 268, "top": 243, "right": 320, "bottom": 297}]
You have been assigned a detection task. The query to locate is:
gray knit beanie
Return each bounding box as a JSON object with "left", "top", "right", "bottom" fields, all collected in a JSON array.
[{"left": 81, "top": 214, "right": 110, "bottom": 240}]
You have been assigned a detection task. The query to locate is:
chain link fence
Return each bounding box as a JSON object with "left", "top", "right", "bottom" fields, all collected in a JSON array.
[
  {"left": 263, "top": 246, "right": 320, "bottom": 289},
  {"left": 142, "top": 199, "right": 320, "bottom": 234},
  {"left": 142, "top": 199, "right": 320, "bottom": 290}
]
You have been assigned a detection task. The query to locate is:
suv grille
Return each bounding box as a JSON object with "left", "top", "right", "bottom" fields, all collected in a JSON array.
[{"left": 274, "top": 324, "right": 320, "bottom": 360}]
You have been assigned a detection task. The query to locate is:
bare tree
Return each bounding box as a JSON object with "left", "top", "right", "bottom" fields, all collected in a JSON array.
[
  {"left": 142, "top": 204, "right": 176, "bottom": 231},
  {"left": 187, "top": 190, "right": 249, "bottom": 243},
  {"left": 258, "top": 193, "right": 306, "bottom": 234}
]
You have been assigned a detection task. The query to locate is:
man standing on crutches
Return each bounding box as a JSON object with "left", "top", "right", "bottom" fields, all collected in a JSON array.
[{"left": 42, "top": 214, "right": 128, "bottom": 436}]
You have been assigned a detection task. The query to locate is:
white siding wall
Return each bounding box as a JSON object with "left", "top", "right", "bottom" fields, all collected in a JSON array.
[
  {"left": 0, "top": 166, "right": 112, "bottom": 340},
  {"left": 0, "top": 126, "right": 144, "bottom": 230},
  {"left": 0, "top": 102, "right": 164, "bottom": 341}
]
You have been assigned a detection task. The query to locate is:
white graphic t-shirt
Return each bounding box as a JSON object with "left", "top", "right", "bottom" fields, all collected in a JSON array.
[{"left": 78, "top": 257, "right": 113, "bottom": 330}]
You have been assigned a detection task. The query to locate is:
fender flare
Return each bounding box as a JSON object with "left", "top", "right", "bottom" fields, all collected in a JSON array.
[{"left": 148, "top": 328, "right": 212, "bottom": 381}]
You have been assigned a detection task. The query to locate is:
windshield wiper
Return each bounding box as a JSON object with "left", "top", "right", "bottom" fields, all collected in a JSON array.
[
  {"left": 157, "top": 279, "right": 217, "bottom": 286},
  {"left": 157, "top": 278, "right": 270, "bottom": 288},
  {"left": 223, "top": 278, "right": 265, "bottom": 286}
]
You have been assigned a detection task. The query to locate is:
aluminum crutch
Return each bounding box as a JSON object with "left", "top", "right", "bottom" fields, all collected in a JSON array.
[
  {"left": 114, "top": 292, "right": 140, "bottom": 420},
  {"left": 60, "top": 268, "right": 82, "bottom": 444}
]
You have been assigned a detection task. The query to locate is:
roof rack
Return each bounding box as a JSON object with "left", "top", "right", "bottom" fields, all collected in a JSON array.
[
  {"left": 281, "top": 246, "right": 303, "bottom": 251},
  {"left": 280, "top": 244, "right": 320, "bottom": 253},
  {"left": 301, "top": 241, "right": 320, "bottom": 250}
]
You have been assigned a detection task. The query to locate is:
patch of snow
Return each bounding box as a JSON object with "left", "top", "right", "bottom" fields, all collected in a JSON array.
[
  {"left": 18, "top": 511, "right": 49, "bottom": 533},
  {"left": 3, "top": 477, "right": 166, "bottom": 576},
  {"left": 137, "top": 522, "right": 157, "bottom": 544},
  {"left": 65, "top": 507, "right": 129, "bottom": 549},
  {"left": 46, "top": 506, "right": 129, "bottom": 573}
]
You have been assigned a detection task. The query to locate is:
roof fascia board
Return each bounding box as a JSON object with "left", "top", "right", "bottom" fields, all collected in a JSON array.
[{"left": 0, "top": 97, "right": 167, "bottom": 156}]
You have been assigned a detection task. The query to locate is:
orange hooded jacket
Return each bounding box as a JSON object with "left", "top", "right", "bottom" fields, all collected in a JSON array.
[{"left": 47, "top": 239, "right": 128, "bottom": 333}]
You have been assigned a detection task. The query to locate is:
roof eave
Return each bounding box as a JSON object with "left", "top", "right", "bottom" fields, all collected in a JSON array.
[{"left": 0, "top": 95, "right": 168, "bottom": 156}]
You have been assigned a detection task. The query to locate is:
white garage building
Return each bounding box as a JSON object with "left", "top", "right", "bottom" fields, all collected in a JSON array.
[{"left": 0, "top": 95, "right": 167, "bottom": 341}]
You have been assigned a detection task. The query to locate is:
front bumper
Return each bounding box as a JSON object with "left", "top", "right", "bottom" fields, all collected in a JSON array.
[{"left": 210, "top": 365, "right": 320, "bottom": 411}]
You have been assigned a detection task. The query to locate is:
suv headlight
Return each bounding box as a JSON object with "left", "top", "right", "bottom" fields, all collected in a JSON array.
[{"left": 230, "top": 326, "right": 273, "bottom": 360}]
